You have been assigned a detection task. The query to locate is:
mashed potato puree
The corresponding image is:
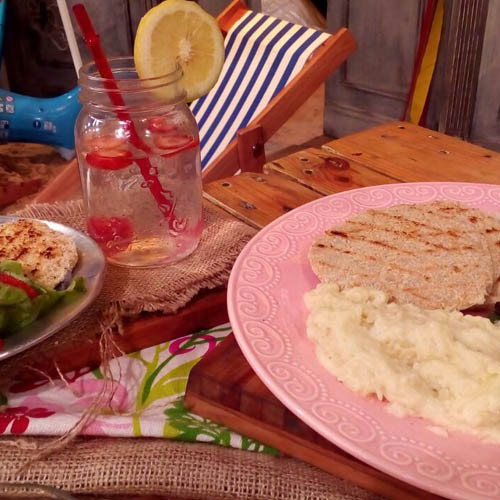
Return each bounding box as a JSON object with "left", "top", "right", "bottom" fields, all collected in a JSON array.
[{"left": 305, "top": 283, "right": 500, "bottom": 442}]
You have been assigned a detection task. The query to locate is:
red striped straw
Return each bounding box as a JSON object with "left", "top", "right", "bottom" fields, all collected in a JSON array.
[{"left": 73, "top": 4, "right": 183, "bottom": 231}]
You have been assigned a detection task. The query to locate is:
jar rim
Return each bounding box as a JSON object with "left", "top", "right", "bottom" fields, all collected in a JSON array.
[{"left": 79, "top": 56, "right": 183, "bottom": 94}]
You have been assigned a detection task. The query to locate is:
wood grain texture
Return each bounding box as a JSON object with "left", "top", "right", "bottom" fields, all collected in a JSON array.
[
  {"left": 438, "top": 0, "right": 489, "bottom": 139},
  {"left": 470, "top": 0, "right": 500, "bottom": 152},
  {"left": 185, "top": 335, "right": 441, "bottom": 500},
  {"left": 216, "top": 0, "right": 248, "bottom": 36},
  {"left": 237, "top": 124, "right": 266, "bottom": 173},
  {"left": 324, "top": 0, "right": 426, "bottom": 137},
  {"left": 264, "top": 147, "right": 398, "bottom": 195},
  {"left": 203, "top": 171, "right": 322, "bottom": 229},
  {"left": 4, "top": 288, "right": 228, "bottom": 387},
  {"left": 323, "top": 121, "right": 500, "bottom": 183}
]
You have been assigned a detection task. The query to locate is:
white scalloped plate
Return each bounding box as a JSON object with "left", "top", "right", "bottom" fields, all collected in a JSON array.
[{"left": 228, "top": 182, "right": 500, "bottom": 500}]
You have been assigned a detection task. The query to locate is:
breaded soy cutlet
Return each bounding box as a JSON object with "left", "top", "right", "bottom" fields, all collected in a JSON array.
[{"left": 0, "top": 219, "right": 78, "bottom": 289}]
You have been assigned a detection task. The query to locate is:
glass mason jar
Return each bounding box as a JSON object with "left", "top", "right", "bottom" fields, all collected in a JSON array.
[{"left": 75, "top": 57, "right": 202, "bottom": 267}]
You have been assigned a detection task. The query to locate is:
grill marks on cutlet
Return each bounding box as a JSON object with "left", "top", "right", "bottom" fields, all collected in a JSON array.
[
  {"left": 429, "top": 204, "right": 500, "bottom": 278},
  {"left": 1, "top": 222, "right": 62, "bottom": 261},
  {"left": 324, "top": 226, "right": 404, "bottom": 253},
  {"left": 15, "top": 248, "right": 28, "bottom": 259},
  {"left": 324, "top": 219, "right": 466, "bottom": 253},
  {"left": 329, "top": 230, "right": 347, "bottom": 238},
  {"left": 484, "top": 225, "right": 500, "bottom": 248},
  {"left": 352, "top": 209, "right": 482, "bottom": 253},
  {"left": 309, "top": 201, "right": 496, "bottom": 310},
  {"left": 316, "top": 224, "right": 407, "bottom": 271},
  {"left": 315, "top": 241, "right": 451, "bottom": 286},
  {"left": 317, "top": 207, "right": 478, "bottom": 256}
]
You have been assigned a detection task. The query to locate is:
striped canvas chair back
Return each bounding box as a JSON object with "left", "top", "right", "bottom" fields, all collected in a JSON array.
[{"left": 190, "top": 10, "right": 330, "bottom": 171}]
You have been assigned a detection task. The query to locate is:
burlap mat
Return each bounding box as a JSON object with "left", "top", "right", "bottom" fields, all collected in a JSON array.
[
  {"left": 0, "top": 200, "right": 257, "bottom": 383},
  {"left": 0, "top": 437, "right": 380, "bottom": 499}
]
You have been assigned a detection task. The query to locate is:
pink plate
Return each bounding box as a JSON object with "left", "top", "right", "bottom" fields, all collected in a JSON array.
[{"left": 228, "top": 182, "right": 500, "bottom": 500}]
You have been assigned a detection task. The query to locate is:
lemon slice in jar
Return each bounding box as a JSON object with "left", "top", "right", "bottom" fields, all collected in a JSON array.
[{"left": 134, "top": 0, "right": 225, "bottom": 102}]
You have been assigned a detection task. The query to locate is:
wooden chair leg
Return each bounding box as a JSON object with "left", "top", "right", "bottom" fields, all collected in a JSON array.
[{"left": 236, "top": 123, "right": 266, "bottom": 173}]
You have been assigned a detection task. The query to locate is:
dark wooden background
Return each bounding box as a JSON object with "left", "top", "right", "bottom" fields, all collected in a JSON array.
[
  {"left": 2, "top": 0, "right": 260, "bottom": 97},
  {"left": 4, "top": 0, "right": 156, "bottom": 96},
  {"left": 3, "top": 0, "right": 499, "bottom": 153},
  {"left": 324, "top": 0, "right": 500, "bottom": 152}
]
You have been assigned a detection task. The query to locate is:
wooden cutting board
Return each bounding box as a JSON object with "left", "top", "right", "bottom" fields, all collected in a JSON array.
[{"left": 185, "top": 335, "right": 440, "bottom": 500}]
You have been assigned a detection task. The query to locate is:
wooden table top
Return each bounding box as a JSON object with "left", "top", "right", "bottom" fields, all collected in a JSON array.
[
  {"left": 5, "top": 120, "right": 500, "bottom": 499},
  {"left": 206, "top": 121, "right": 500, "bottom": 230}
]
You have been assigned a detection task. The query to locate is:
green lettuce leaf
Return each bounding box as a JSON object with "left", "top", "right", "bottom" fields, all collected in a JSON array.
[
  {"left": 4, "top": 298, "right": 42, "bottom": 333},
  {"left": 0, "top": 260, "right": 86, "bottom": 337},
  {"left": 0, "top": 283, "right": 29, "bottom": 305},
  {"left": 0, "top": 260, "right": 24, "bottom": 275}
]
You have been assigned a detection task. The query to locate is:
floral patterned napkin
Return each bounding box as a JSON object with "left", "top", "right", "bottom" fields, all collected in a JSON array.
[{"left": 0, "top": 324, "right": 276, "bottom": 455}]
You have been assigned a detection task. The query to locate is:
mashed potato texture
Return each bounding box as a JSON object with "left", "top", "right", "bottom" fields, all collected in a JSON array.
[{"left": 305, "top": 283, "right": 500, "bottom": 442}]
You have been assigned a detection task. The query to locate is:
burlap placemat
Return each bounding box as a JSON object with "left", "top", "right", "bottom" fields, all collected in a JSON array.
[
  {"left": 0, "top": 437, "right": 381, "bottom": 500},
  {"left": 0, "top": 200, "right": 257, "bottom": 383}
]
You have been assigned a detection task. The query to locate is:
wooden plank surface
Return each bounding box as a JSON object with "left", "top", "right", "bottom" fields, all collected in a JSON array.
[
  {"left": 204, "top": 171, "right": 322, "bottom": 229},
  {"left": 264, "top": 147, "right": 399, "bottom": 194},
  {"left": 323, "top": 121, "right": 500, "bottom": 183},
  {"left": 185, "top": 336, "right": 441, "bottom": 500},
  {"left": 324, "top": 2, "right": 424, "bottom": 138}
]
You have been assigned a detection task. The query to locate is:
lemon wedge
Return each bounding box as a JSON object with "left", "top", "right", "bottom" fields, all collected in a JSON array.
[{"left": 134, "top": 0, "right": 225, "bottom": 101}]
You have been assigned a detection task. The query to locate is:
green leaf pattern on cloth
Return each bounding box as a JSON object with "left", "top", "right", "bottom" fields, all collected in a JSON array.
[
  {"left": 0, "top": 324, "right": 277, "bottom": 455},
  {"left": 164, "top": 399, "right": 278, "bottom": 454}
]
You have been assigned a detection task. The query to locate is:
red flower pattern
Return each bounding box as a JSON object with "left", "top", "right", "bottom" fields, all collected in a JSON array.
[
  {"left": 168, "top": 334, "right": 217, "bottom": 356},
  {"left": 0, "top": 406, "right": 55, "bottom": 434}
]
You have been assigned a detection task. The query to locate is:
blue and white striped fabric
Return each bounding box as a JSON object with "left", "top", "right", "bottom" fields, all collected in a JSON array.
[{"left": 190, "top": 11, "right": 330, "bottom": 170}]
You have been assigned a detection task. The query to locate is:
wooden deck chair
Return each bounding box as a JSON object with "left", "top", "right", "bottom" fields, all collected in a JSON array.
[
  {"left": 34, "top": 0, "right": 355, "bottom": 202},
  {"left": 200, "top": 0, "right": 356, "bottom": 183}
]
